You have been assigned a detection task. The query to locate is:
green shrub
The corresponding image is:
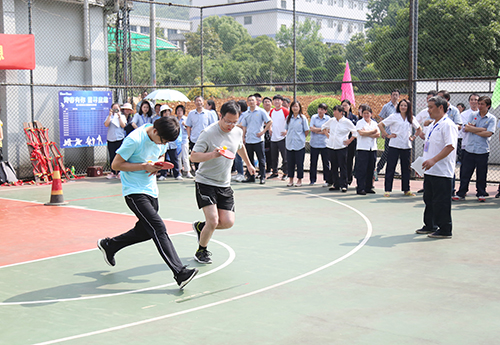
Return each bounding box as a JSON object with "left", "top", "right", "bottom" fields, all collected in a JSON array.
[{"left": 306, "top": 97, "right": 341, "bottom": 117}]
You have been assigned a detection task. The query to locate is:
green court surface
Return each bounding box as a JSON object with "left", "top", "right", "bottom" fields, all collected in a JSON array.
[{"left": 1, "top": 177, "right": 499, "bottom": 345}]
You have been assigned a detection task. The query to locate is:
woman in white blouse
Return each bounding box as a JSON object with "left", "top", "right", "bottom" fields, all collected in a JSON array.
[{"left": 378, "top": 99, "right": 422, "bottom": 197}]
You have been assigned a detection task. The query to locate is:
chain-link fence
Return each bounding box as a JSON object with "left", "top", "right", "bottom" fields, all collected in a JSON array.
[{"left": 1, "top": 0, "right": 499, "bottom": 182}]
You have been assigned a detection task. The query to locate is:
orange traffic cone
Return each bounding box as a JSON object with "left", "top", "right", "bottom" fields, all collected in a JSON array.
[{"left": 44, "top": 165, "right": 68, "bottom": 206}]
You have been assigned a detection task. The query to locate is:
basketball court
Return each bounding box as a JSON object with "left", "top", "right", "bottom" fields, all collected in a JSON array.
[{"left": 1, "top": 176, "right": 499, "bottom": 344}]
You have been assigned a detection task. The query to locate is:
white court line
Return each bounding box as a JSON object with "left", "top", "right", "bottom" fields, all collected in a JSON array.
[
  {"left": 0, "top": 235, "right": 235, "bottom": 306},
  {"left": 32, "top": 189, "right": 373, "bottom": 345}
]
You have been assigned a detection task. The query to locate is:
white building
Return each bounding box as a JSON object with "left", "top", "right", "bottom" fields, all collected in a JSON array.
[
  {"left": 189, "top": 0, "right": 369, "bottom": 45},
  {"left": 128, "top": 15, "right": 190, "bottom": 50}
]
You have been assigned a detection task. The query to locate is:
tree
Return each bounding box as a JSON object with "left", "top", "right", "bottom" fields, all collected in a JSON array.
[
  {"left": 203, "top": 16, "right": 252, "bottom": 54},
  {"left": 275, "top": 18, "right": 323, "bottom": 52},
  {"left": 184, "top": 26, "right": 224, "bottom": 59},
  {"left": 365, "top": 0, "right": 408, "bottom": 28},
  {"left": 345, "top": 33, "right": 368, "bottom": 77},
  {"left": 302, "top": 41, "right": 329, "bottom": 69},
  {"left": 366, "top": 0, "right": 500, "bottom": 79}
]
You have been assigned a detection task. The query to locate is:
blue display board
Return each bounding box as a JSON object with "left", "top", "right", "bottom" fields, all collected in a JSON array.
[{"left": 59, "top": 90, "right": 112, "bottom": 148}]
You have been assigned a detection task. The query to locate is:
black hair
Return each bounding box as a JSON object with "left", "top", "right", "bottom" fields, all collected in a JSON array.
[
  {"left": 194, "top": 95, "right": 203, "bottom": 102},
  {"left": 236, "top": 100, "right": 247, "bottom": 114},
  {"left": 359, "top": 104, "right": 372, "bottom": 114},
  {"left": 318, "top": 103, "right": 328, "bottom": 111},
  {"left": 332, "top": 105, "right": 344, "bottom": 113},
  {"left": 438, "top": 90, "right": 450, "bottom": 101},
  {"left": 207, "top": 99, "right": 217, "bottom": 112},
  {"left": 247, "top": 94, "right": 257, "bottom": 100},
  {"left": 273, "top": 94, "right": 283, "bottom": 101},
  {"left": 392, "top": 89, "right": 400, "bottom": 96},
  {"left": 283, "top": 97, "right": 291, "bottom": 104},
  {"left": 263, "top": 97, "right": 272, "bottom": 103},
  {"left": 175, "top": 104, "right": 185, "bottom": 114},
  {"left": 478, "top": 96, "right": 492, "bottom": 109},
  {"left": 341, "top": 99, "right": 353, "bottom": 113},
  {"left": 139, "top": 101, "right": 153, "bottom": 117},
  {"left": 253, "top": 93, "right": 262, "bottom": 98},
  {"left": 154, "top": 116, "right": 180, "bottom": 142},
  {"left": 427, "top": 90, "right": 438, "bottom": 97},
  {"left": 396, "top": 99, "right": 413, "bottom": 124},
  {"left": 468, "top": 93, "right": 480, "bottom": 101},
  {"left": 287, "top": 101, "right": 303, "bottom": 125},
  {"left": 428, "top": 96, "right": 448, "bottom": 113},
  {"left": 457, "top": 103, "right": 466, "bottom": 110},
  {"left": 221, "top": 100, "right": 241, "bottom": 118}
]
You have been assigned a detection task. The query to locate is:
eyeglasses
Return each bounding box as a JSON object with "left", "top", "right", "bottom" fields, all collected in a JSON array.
[{"left": 223, "top": 119, "right": 238, "bottom": 126}]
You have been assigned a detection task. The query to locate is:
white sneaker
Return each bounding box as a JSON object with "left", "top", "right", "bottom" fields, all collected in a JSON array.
[
  {"left": 158, "top": 176, "right": 167, "bottom": 181},
  {"left": 234, "top": 174, "right": 245, "bottom": 182},
  {"left": 175, "top": 175, "right": 183, "bottom": 180},
  {"left": 106, "top": 173, "right": 115, "bottom": 179},
  {"left": 186, "top": 172, "right": 194, "bottom": 179},
  {"left": 322, "top": 182, "right": 329, "bottom": 187}
]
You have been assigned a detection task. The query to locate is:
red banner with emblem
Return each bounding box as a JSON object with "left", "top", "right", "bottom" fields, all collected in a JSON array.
[{"left": 0, "top": 34, "right": 36, "bottom": 70}]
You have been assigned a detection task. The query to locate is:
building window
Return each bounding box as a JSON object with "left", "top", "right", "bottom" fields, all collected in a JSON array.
[
  {"left": 167, "top": 28, "right": 177, "bottom": 39},
  {"left": 359, "top": 23, "right": 364, "bottom": 31},
  {"left": 317, "top": 19, "right": 322, "bottom": 28},
  {"left": 348, "top": 1, "right": 354, "bottom": 9},
  {"left": 130, "top": 25, "right": 137, "bottom": 32},
  {"left": 281, "top": 0, "right": 286, "bottom": 8},
  {"left": 140, "top": 26, "right": 150, "bottom": 34},
  {"left": 359, "top": 2, "right": 363, "bottom": 10},
  {"left": 328, "top": 0, "right": 334, "bottom": 5},
  {"left": 338, "top": 0, "right": 343, "bottom": 7},
  {"left": 244, "top": 16, "right": 252, "bottom": 25},
  {"left": 348, "top": 23, "right": 354, "bottom": 33},
  {"left": 338, "top": 22, "right": 343, "bottom": 32},
  {"left": 317, "top": 0, "right": 323, "bottom": 4},
  {"left": 327, "top": 19, "right": 334, "bottom": 28}
]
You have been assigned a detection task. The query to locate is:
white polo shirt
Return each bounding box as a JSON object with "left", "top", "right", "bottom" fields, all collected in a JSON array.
[
  {"left": 382, "top": 113, "right": 421, "bottom": 149},
  {"left": 356, "top": 118, "right": 379, "bottom": 151},
  {"left": 321, "top": 116, "right": 357, "bottom": 150},
  {"left": 423, "top": 116, "right": 458, "bottom": 178}
]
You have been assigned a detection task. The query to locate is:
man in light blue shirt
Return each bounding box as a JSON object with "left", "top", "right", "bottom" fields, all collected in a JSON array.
[
  {"left": 309, "top": 103, "right": 331, "bottom": 186},
  {"left": 454, "top": 96, "right": 497, "bottom": 202},
  {"left": 185, "top": 95, "right": 217, "bottom": 171},
  {"left": 97, "top": 117, "right": 198, "bottom": 289},
  {"left": 376, "top": 89, "right": 400, "bottom": 176},
  {"left": 240, "top": 95, "right": 272, "bottom": 184}
]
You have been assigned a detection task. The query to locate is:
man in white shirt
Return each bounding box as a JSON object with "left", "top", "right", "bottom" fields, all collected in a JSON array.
[
  {"left": 321, "top": 105, "right": 357, "bottom": 192},
  {"left": 269, "top": 95, "right": 289, "bottom": 180},
  {"left": 415, "top": 96, "right": 458, "bottom": 239},
  {"left": 376, "top": 89, "right": 400, "bottom": 178}
]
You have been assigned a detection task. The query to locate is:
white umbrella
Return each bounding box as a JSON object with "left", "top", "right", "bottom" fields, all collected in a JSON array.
[{"left": 144, "top": 89, "right": 190, "bottom": 102}]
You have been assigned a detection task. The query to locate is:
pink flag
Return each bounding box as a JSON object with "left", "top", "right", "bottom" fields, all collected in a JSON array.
[{"left": 341, "top": 60, "right": 355, "bottom": 106}]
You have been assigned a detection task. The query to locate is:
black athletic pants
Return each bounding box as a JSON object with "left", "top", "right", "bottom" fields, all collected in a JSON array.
[
  {"left": 423, "top": 174, "right": 453, "bottom": 235},
  {"left": 107, "top": 194, "right": 184, "bottom": 275}
]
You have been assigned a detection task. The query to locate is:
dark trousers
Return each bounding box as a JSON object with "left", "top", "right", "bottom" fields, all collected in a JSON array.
[
  {"left": 107, "top": 140, "right": 123, "bottom": 174},
  {"left": 160, "top": 148, "right": 180, "bottom": 178},
  {"left": 245, "top": 141, "right": 266, "bottom": 178},
  {"left": 309, "top": 147, "right": 330, "bottom": 184},
  {"left": 347, "top": 138, "right": 357, "bottom": 184},
  {"left": 107, "top": 194, "right": 184, "bottom": 274},
  {"left": 423, "top": 174, "right": 453, "bottom": 235},
  {"left": 264, "top": 133, "right": 272, "bottom": 172},
  {"left": 287, "top": 148, "right": 305, "bottom": 179},
  {"left": 328, "top": 147, "right": 348, "bottom": 188},
  {"left": 356, "top": 150, "right": 376, "bottom": 192},
  {"left": 385, "top": 147, "right": 411, "bottom": 192},
  {"left": 189, "top": 140, "right": 199, "bottom": 171},
  {"left": 457, "top": 151, "right": 489, "bottom": 197},
  {"left": 456, "top": 138, "right": 463, "bottom": 163},
  {"left": 271, "top": 139, "right": 287, "bottom": 175},
  {"left": 376, "top": 137, "right": 390, "bottom": 172}
]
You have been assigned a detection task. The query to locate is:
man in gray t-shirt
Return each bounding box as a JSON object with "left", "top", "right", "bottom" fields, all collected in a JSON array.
[{"left": 190, "top": 101, "right": 255, "bottom": 264}]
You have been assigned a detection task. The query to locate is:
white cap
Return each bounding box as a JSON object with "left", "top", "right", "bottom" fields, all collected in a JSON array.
[
  {"left": 160, "top": 104, "right": 172, "bottom": 113},
  {"left": 120, "top": 103, "right": 133, "bottom": 110}
]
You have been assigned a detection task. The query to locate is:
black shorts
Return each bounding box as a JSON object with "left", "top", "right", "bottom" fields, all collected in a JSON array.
[{"left": 195, "top": 182, "right": 235, "bottom": 211}]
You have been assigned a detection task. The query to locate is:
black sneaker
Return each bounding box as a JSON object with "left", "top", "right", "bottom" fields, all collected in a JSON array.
[
  {"left": 357, "top": 190, "right": 366, "bottom": 195},
  {"left": 97, "top": 238, "right": 115, "bottom": 266},
  {"left": 242, "top": 176, "right": 255, "bottom": 183},
  {"left": 415, "top": 228, "right": 435, "bottom": 234},
  {"left": 269, "top": 173, "right": 279, "bottom": 179},
  {"left": 194, "top": 249, "right": 212, "bottom": 264},
  {"left": 260, "top": 178, "right": 266, "bottom": 185},
  {"left": 329, "top": 186, "right": 340, "bottom": 191},
  {"left": 427, "top": 231, "right": 452, "bottom": 239},
  {"left": 175, "top": 266, "right": 198, "bottom": 289},
  {"left": 192, "top": 221, "right": 203, "bottom": 243},
  {"left": 366, "top": 189, "right": 376, "bottom": 194},
  {"left": 496, "top": 191, "right": 500, "bottom": 198}
]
